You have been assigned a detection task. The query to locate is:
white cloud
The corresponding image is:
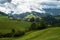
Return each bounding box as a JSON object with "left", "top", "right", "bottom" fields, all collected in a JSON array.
[
  {"left": 0, "top": 0, "right": 60, "bottom": 14},
  {"left": 0, "top": 6, "right": 11, "bottom": 14},
  {"left": 11, "top": 0, "right": 47, "bottom": 14}
]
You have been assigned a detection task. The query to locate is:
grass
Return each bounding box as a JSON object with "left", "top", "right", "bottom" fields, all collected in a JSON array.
[
  {"left": 0, "top": 15, "right": 60, "bottom": 40},
  {"left": 0, "top": 27, "right": 60, "bottom": 40},
  {"left": 17, "top": 27, "right": 60, "bottom": 40},
  {"left": 0, "top": 15, "right": 32, "bottom": 33},
  {"left": 0, "top": 38, "right": 15, "bottom": 40}
]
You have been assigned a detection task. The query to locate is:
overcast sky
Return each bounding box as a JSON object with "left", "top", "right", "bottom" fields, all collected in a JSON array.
[{"left": 0, "top": 0, "right": 60, "bottom": 14}]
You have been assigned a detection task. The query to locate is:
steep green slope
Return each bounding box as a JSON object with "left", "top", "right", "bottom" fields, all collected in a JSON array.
[
  {"left": 17, "top": 27, "right": 60, "bottom": 40},
  {"left": 25, "top": 14, "right": 37, "bottom": 19}
]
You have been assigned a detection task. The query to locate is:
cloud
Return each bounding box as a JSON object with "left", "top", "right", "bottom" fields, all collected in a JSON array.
[
  {"left": 0, "top": 6, "right": 11, "bottom": 14},
  {"left": 0, "top": 0, "right": 11, "bottom": 4},
  {"left": 0, "top": 0, "right": 60, "bottom": 14},
  {"left": 40, "top": 1, "right": 60, "bottom": 8}
]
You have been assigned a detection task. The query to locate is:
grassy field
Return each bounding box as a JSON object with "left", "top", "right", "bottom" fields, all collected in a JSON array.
[
  {"left": 0, "top": 15, "right": 60, "bottom": 40},
  {"left": 17, "top": 27, "right": 60, "bottom": 40},
  {"left": 0, "top": 27, "right": 60, "bottom": 40},
  {"left": 0, "top": 15, "right": 32, "bottom": 33}
]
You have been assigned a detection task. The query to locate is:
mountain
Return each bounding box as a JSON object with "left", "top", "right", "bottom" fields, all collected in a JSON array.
[
  {"left": 25, "top": 13, "right": 37, "bottom": 19},
  {"left": 44, "top": 8, "right": 60, "bottom": 16},
  {"left": 31, "top": 9, "right": 60, "bottom": 17},
  {"left": 0, "top": 7, "right": 59, "bottom": 20},
  {"left": 21, "top": 8, "right": 60, "bottom": 17},
  {"left": 0, "top": 11, "right": 8, "bottom": 16},
  {"left": 7, "top": 8, "right": 60, "bottom": 20},
  {"left": 0, "top": 0, "right": 11, "bottom": 4}
]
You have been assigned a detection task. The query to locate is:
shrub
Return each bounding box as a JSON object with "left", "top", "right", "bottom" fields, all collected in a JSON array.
[
  {"left": 29, "top": 23, "right": 37, "bottom": 30},
  {"left": 3, "top": 33, "right": 12, "bottom": 37},
  {"left": 29, "top": 22, "right": 47, "bottom": 30},
  {"left": 0, "top": 29, "right": 25, "bottom": 38},
  {"left": 0, "top": 33, "right": 3, "bottom": 38},
  {"left": 14, "top": 31, "right": 25, "bottom": 37},
  {"left": 30, "top": 17, "right": 35, "bottom": 22}
]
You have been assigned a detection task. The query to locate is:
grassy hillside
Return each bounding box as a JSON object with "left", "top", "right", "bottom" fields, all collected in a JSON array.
[
  {"left": 17, "top": 27, "right": 60, "bottom": 40},
  {"left": 0, "top": 15, "right": 60, "bottom": 40},
  {"left": 0, "top": 15, "right": 32, "bottom": 33},
  {"left": 0, "top": 27, "right": 60, "bottom": 40},
  {"left": 25, "top": 14, "right": 36, "bottom": 19}
]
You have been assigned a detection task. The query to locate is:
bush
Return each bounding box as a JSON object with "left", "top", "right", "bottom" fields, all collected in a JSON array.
[
  {"left": 14, "top": 31, "right": 25, "bottom": 37},
  {"left": 29, "top": 22, "right": 47, "bottom": 30},
  {"left": 37, "top": 23, "right": 47, "bottom": 30},
  {"left": 29, "top": 23, "right": 37, "bottom": 30},
  {"left": 3, "top": 33, "right": 12, "bottom": 37},
  {"left": 0, "top": 29, "right": 25, "bottom": 38},
  {"left": 0, "top": 33, "right": 3, "bottom": 38},
  {"left": 30, "top": 17, "right": 35, "bottom": 22},
  {"left": 11, "top": 29, "right": 25, "bottom": 37}
]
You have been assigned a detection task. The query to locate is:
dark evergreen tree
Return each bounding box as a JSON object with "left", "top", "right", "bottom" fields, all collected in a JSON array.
[{"left": 30, "top": 17, "right": 35, "bottom": 22}]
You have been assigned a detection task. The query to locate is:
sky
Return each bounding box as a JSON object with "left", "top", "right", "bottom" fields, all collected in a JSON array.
[{"left": 0, "top": 0, "right": 60, "bottom": 14}]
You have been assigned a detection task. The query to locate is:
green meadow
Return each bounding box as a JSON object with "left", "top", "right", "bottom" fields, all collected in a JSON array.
[
  {"left": 0, "top": 15, "right": 60, "bottom": 40},
  {"left": 17, "top": 27, "right": 60, "bottom": 40},
  {"left": 0, "top": 15, "right": 32, "bottom": 33},
  {"left": 0, "top": 27, "right": 60, "bottom": 40}
]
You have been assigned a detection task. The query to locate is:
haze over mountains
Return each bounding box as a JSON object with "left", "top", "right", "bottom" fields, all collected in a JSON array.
[{"left": 0, "top": 0, "right": 60, "bottom": 16}]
